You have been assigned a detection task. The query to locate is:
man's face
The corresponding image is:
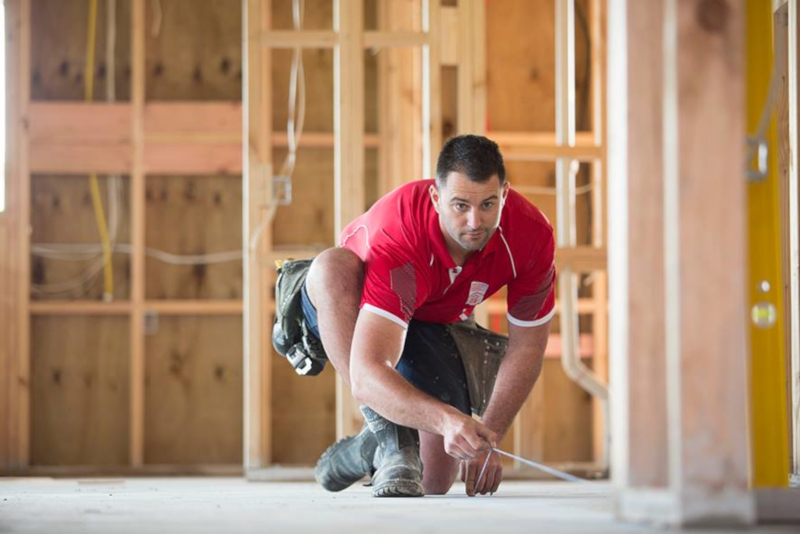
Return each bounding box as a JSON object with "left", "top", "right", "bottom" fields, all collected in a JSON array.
[{"left": 430, "top": 172, "right": 509, "bottom": 254}]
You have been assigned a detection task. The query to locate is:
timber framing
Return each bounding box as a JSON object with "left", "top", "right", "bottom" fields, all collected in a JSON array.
[{"left": 3, "top": 0, "right": 609, "bottom": 474}]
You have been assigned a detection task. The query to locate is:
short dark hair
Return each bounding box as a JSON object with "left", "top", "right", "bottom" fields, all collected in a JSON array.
[{"left": 435, "top": 135, "right": 506, "bottom": 188}]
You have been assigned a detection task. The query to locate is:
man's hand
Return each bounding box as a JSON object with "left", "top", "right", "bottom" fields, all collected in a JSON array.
[
  {"left": 441, "top": 412, "right": 497, "bottom": 461},
  {"left": 462, "top": 449, "right": 502, "bottom": 496}
]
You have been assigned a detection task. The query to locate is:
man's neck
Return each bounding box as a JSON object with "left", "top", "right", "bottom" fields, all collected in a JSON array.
[{"left": 440, "top": 226, "right": 473, "bottom": 266}]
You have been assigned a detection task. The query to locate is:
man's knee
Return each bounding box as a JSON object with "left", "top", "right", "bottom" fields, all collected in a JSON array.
[
  {"left": 423, "top": 476, "right": 456, "bottom": 495},
  {"left": 307, "top": 248, "right": 364, "bottom": 302}
]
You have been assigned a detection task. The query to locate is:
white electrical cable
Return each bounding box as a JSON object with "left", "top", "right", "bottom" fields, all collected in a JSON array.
[
  {"left": 250, "top": 0, "right": 306, "bottom": 263},
  {"left": 33, "top": 243, "right": 243, "bottom": 265},
  {"left": 37, "top": 0, "right": 308, "bottom": 293}
]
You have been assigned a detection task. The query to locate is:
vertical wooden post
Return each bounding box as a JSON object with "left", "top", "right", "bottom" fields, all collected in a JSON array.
[
  {"left": 668, "top": 0, "right": 750, "bottom": 521},
  {"left": 422, "top": 0, "right": 442, "bottom": 177},
  {"left": 377, "top": 0, "right": 423, "bottom": 195},
  {"left": 609, "top": 0, "right": 669, "bottom": 497},
  {"left": 244, "top": 0, "right": 274, "bottom": 470},
  {"left": 334, "top": 0, "right": 366, "bottom": 439},
  {"left": 130, "top": 0, "right": 146, "bottom": 467},
  {"left": 1, "top": 0, "right": 31, "bottom": 470},
  {"left": 611, "top": 0, "right": 754, "bottom": 525},
  {"left": 589, "top": 0, "right": 609, "bottom": 467}
]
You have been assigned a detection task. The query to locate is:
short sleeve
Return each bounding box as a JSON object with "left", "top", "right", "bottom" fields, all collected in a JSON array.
[
  {"left": 360, "top": 246, "right": 430, "bottom": 329},
  {"left": 506, "top": 234, "right": 556, "bottom": 327}
]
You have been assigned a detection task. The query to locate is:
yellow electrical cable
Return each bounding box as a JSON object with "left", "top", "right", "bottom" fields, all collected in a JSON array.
[{"left": 84, "top": 0, "right": 114, "bottom": 301}]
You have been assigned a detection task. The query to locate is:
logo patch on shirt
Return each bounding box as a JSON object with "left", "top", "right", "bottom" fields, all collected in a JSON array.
[{"left": 466, "top": 281, "right": 489, "bottom": 306}]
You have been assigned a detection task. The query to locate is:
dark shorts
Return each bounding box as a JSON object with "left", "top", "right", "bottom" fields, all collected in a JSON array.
[{"left": 301, "top": 283, "right": 471, "bottom": 415}]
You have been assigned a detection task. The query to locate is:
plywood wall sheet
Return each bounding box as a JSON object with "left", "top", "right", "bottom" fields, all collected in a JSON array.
[
  {"left": 486, "top": 0, "right": 592, "bottom": 132},
  {"left": 541, "top": 359, "right": 593, "bottom": 462},
  {"left": 145, "top": 0, "right": 242, "bottom": 101},
  {"left": 272, "top": 148, "right": 335, "bottom": 248},
  {"left": 271, "top": 352, "right": 335, "bottom": 465},
  {"left": 31, "top": 316, "right": 130, "bottom": 466},
  {"left": 272, "top": 49, "right": 334, "bottom": 134},
  {"left": 442, "top": 65, "right": 458, "bottom": 140},
  {"left": 144, "top": 315, "right": 242, "bottom": 464},
  {"left": 271, "top": 0, "right": 333, "bottom": 31},
  {"left": 144, "top": 175, "right": 242, "bottom": 300},
  {"left": 364, "top": 0, "right": 422, "bottom": 31},
  {"left": 30, "top": 175, "right": 132, "bottom": 301},
  {"left": 31, "top": 0, "right": 132, "bottom": 102}
]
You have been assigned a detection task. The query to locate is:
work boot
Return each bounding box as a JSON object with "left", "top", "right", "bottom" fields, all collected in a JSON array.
[
  {"left": 361, "top": 406, "right": 424, "bottom": 498},
  {"left": 314, "top": 423, "right": 378, "bottom": 492}
]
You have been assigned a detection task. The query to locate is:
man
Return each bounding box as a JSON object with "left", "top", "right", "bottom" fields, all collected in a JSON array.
[{"left": 272, "top": 135, "right": 555, "bottom": 497}]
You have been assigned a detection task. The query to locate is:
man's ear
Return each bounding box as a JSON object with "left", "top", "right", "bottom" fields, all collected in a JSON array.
[
  {"left": 501, "top": 181, "right": 510, "bottom": 207},
  {"left": 429, "top": 184, "right": 440, "bottom": 213}
]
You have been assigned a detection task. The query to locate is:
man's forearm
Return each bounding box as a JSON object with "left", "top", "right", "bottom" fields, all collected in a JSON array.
[
  {"left": 480, "top": 322, "right": 550, "bottom": 438},
  {"left": 352, "top": 362, "right": 461, "bottom": 436}
]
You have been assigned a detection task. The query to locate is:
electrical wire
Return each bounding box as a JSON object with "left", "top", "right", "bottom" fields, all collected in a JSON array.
[
  {"left": 250, "top": 0, "right": 306, "bottom": 264},
  {"left": 36, "top": 0, "right": 308, "bottom": 294},
  {"left": 85, "top": 0, "right": 115, "bottom": 301},
  {"left": 34, "top": 0, "right": 123, "bottom": 298}
]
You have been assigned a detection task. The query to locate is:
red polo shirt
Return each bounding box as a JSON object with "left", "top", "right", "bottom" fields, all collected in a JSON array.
[{"left": 340, "top": 179, "right": 556, "bottom": 328}]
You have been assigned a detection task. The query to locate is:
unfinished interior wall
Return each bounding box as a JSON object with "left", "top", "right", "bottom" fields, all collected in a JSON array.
[
  {"left": 8, "top": 0, "right": 607, "bottom": 472},
  {"left": 24, "top": 0, "right": 246, "bottom": 469}
]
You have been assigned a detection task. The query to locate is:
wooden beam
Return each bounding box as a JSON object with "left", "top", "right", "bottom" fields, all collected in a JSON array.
[
  {"left": 256, "top": 29, "right": 433, "bottom": 49},
  {"left": 589, "top": 0, "right": 609, "bottom": 468},
  {"left": 668, "top": 0, "right": 751, "bottom": 522},
  {"left": 29, "top": 103, "right": 131, "bottom": 144},
  {"left": 1, "top": 0, "right": 31, "bottom": 471},
  {"left": 144, "top": 103, "right": 242, "bottom": 137},
  {"left": 130, "top": 0, "right": 146, "bottom": 468},
  {"left": 29, "top": 145, "right": 132, "bottom": 174},
  {"left": 333, "top": 0, "right": 366, "bottom": 439},
  {"left": 612, "top": 0, "right": 754, "bottom": 526},
  {"left": 440, "top": 6, "right": 459, "bottom": 67},
  {"left": 494, "top": 131, "right": 603, "bottom": 161},
  {"left": 146, "top": 300, "right": 243, "bottom": 315},
  {"left": 422, "top": 0, "right": 442, "bottom": 176},
  {"left": 257, "top": 29, "right": 337, "bottom": 48},
  {"left": 364, "top": 31, "right": 430, "bottom": 48},
  {"left": 144, "top": 144, "right": 243, "bottom": 175},
  {"left": 244, "top": 0, "right": 274, "bottom": 471},
  {"left": 555, "top": 246, "right": 607, "bottom": 271},
  {"left": 30, "top": 301, "right": 132, "bottom": 315},
  {"left": 377, "top": 0, "right": 423, "bottom": 196},
  {"left": 609, "top": 0, "right": 670, "bottom": 497}
]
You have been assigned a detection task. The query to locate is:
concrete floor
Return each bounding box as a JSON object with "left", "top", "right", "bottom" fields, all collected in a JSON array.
[{"left": 0, "top": 477, "right": 797, "bottom": 534}]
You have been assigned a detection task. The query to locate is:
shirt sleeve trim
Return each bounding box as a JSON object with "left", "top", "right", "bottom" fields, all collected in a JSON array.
[
  {"left": 507, "top": 306, "right": 556, "bottom": 327},
  {"left": 362, "top": 304, "right": 409, "bottom": 329}
]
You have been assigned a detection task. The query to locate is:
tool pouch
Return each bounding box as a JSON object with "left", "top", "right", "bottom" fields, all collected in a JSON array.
[
  {"left": 446, "top": 320, "right": 509, "bottom": 416},
  {"left": 272, "top": 259, "right": 328, "bottom": 376}
]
